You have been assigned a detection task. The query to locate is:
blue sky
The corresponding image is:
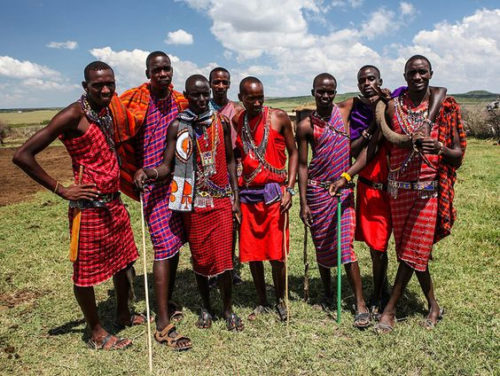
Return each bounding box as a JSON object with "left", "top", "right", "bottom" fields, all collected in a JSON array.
[{"left": 1, "top": 0, "right": 499, "bottom": 108}]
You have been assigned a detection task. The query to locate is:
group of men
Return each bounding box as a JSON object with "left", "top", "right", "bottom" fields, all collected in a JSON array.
[{"left": 13, "top": 51, "right": 466, "bottom": 351}]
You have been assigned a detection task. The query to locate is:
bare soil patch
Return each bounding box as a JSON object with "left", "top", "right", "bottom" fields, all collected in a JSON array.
[{"left": 0, "top": 146, "right": 72, "bottom": 206}]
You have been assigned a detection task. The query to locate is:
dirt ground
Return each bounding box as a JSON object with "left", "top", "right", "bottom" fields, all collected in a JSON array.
[{"left": 0, "top": 146, "right": 72, "bottom": 206}]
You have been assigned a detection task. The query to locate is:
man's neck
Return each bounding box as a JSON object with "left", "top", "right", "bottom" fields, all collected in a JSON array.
[
  {"left": 408, "top": 88, "right": 430, "bottom": 106},
  {"left": 316, "top": 105, "right": 333, "bottom": 119},
  {"left": 212, "top": 96, "right": 229, "bottom": 107},
  {"left": 150, "top": 86, "right": 171, "bottom": 100}
]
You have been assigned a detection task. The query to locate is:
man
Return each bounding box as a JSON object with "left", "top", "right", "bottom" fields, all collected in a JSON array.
[
  {"left": 110, "top": 51, "right": 190, "bottom": 349},
  {"left": 297, "top": 73, "right": 371, "bottom": 328},
  {"left": 337, "top": 66, "right": 446, "bottom": 315},
  {"left": 233, "top": 77, "right": 298, "bottom": 321},
  {"left": 208, "top": 67, "right": 243, "bottom": 286},
  {"left": 374, "top": 55, "right": 466, "bottom": 333},
  {"left": 13, "top": 62, "right": 140, "bottom": 350},
  {"left": 134, "top": 75, "right": 244, "bottom": 332}
]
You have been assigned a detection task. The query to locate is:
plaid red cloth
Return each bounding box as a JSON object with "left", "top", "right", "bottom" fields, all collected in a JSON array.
[
  {"left": 307, "top": 108, "right": 356, "bottom": 267},
  {"left": 60, "top": 122, "right": 138, "bottom": 286},
  {"left": 182, "top": 198, "right": 233, "bottom": 277},
  {"left": 435, "top": 97, "right": 466, "bottom": 243},
  {"left": 139, "top": 92, "right": 187, "bottom": 260},
  {"left": 110, "top": 84, "right": 188, "bottom": 200}
]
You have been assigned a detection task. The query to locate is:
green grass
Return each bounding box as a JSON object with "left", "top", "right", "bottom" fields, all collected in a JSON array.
[
  {"left": 0, "top": 110, "right": 59, "bottom": 125},
  {"left": 0, "top": 140, "right": 499, "bottom": 375}
]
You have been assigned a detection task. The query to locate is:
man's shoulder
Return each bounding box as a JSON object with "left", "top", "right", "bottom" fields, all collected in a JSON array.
[{"left": 120, "top": 83, "right": 150, "bottom": 97}]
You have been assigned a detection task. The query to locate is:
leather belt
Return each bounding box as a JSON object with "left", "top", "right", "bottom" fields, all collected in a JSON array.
[
  {"left": 69, "top": 192, "right": 121, "bottom": 209},
  {"left": 358, "top": 176, "right": 387, "bottom": 191},
  {"left": 307, "top": 179, "right": 331, "bottom": 190},
  {"left": 388, "top": 180, "right": 438, "bottom": 191}
]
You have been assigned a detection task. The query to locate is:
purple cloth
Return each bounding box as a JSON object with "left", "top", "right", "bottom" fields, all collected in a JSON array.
[{"left": 240, "top": 183, "right": 282, "bottom": 204}]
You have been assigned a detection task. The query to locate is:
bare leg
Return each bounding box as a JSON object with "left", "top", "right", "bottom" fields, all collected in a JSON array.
[
  {"left": 378, "top": 261, "right": 415, "bottom": 329},
  {"left": 218, "top": 270, "right": 233, "bottom": 318},
  {"left": 415, "top": 268, "right": 441, "bottom": 325},
  {"left": 249, "top": 261, "right": 268, "bottom": 306},
  {"left": 369, "top": 249, "right": 389, "bottom": 309},
  {"left": 74, "top": 284, "right": 131, "bottom": 349},
  {"left": 113, "top": 264, "right": 134, "bottom": 323},
  {"left": 153, "top": 254, "right": 178, "bottom": 331},
  {"left": 344, "top": 261, "right": 368, "bottom": 313},
  {"left": 270, "top": 260, "right": 286, "bottom": 303},
  {"left": 318, "top": 264, "right": 333, "bottom": 301},
  {"left": 195, "top": 273, "right": 212, "bottom": 313}
]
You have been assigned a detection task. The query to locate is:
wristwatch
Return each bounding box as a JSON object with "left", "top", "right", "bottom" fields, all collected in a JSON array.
[{"left": 286, "top": 187, "right": 296, "bottom": 196}]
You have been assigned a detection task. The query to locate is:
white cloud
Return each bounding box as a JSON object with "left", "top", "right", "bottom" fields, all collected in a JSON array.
[
  {"left": 46, "top": 41, "right": 78, "bottom": 50},
  {"left": 0, "top": 56, "right": 61, "bottom": 79},
  {"left": 400, "top": 2, "right": 415, "bottom": 16},
  {"left": 331, "top": 0, "right": 363, "bottom": 8},
  {"left": 360, "top": 9, "right": 396, "bottom": 39},
  {"left": 21, "top": 78, "right": 79, "bottom": 91},
  {"left": 89, "top": 47, "right": 216, "bottom": 93},
  {"left": 165, "top": 29, "right": 194, "bottom": 45}
]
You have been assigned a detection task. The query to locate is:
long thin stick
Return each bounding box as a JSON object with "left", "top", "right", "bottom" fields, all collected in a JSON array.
[
  {"left": 283, "top": 211, "right": 290, "bottom": 326},
  {"left": 337, "top": 194, "right": 342, "bottom": 324},
  {"left": 140, "top": 194, "right": 153, "bottom": 373},
  {"left": 303, "top": 224, "right": 309, "bottom": 302}
]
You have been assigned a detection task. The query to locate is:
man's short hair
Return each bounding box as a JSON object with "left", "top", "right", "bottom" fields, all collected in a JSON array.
[
  {"left": 358, "top": 65, "right": 381, "bottom": 78},
  {"left": 313, "top": 73, "right": 337, "bottom": 89},
  {"left": 209, "top": 67, "right": 230, "bottom": 82},
  {"left": 84, "top": 61, "right": 113, "bottom": 82},
  {"left": 146, "top": 51, "right": 169, "bottom": 69},
  {"left": 185, "top": 74, "right": 209, "bottom": 91},
  {"left": 404, "top": 55, "right": 432, "bottom": 72},
  {"left": 239, "top": 76, "right": 262, "bottom": 93}
]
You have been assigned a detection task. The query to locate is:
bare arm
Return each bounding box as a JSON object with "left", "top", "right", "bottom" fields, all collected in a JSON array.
[
  {"left": 428, "top": 86, "right": 447, "bottom": 123},
  {"left": 12, "top": 103, "right": 98, "bottom": 201},
  {"left": 222, "top": 116, "right": 241, "bottom": 224},
  {"left": 133, "top": 119, "right": 179, "bottom": 190},
  {"left": 296, "top": 117, "right": 313, "bottom": 227},
  {"left": 273, "top": 110, "right": 298, "bottom": 213}
]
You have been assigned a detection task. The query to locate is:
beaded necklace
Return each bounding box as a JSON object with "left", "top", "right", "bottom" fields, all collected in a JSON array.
[
  {"left": 80, "top": 95, "right": 114, "bottom": 151},
  {"left": 195, "top": 114, "right": 218, "bottom": 181}
]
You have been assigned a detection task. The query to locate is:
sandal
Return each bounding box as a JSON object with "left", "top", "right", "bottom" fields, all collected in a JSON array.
[
  {"left": 373, "top": 323, "right": 394, "bottom": 335},
  {"left": 155, "top": 323, "right": 192, "bottom": 352},
  {"left": 314, "top": 297, "right": 333, "bottom": 312},
  {"left": 275, "top": 299, "right": 288, "bottom": 322},
  {"left": 87, "top": 334, "right": 132, "bottom": 351},
  {"left": 168, "top": 300, "right": 184, "bottom": 323},
  {"left": 195, "top": 309, "right": 213, "bottom": 329},
  {"left": 114, "top": 313, "right": 154, "bottom": 330},
  {"left": 226, "top": 313, "right": 244, "bottom": 331},
  {"left": 422, "top": 308, "right": 445, "bottom": 330},
  {"left": 353, "top": 311, "right": 372, "bottom": 329},
  {"left": 247, "top": 305, "right": 271, "bottom": 321}
]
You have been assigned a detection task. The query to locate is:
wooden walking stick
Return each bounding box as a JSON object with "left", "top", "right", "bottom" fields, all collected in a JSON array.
[
  {"left": 69, "top": 165, "right": 84, "bottom": 262},
  {"left": 336, "top": 193, "right": 342, "bottom": 324},
  {"left": 283, "top": 211, "right": 290, "bottom": 326},
  {"left": 303, "top": 224, "right": 309, "bottom": 302},
  {"left": 140, "top": 193, "right": 153, "bottom": 373}
]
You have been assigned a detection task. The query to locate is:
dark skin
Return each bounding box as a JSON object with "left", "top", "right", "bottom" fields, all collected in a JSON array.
[
  {"left": 377, "top": 58, "right": 464, "bottom": 333},
  {"left": 13, "top": 69, "right": 135, "bottom": 350},
  {"left": 134, "top": 77, "right": 241, "bottom": 325},
  {"left": 335, "top": 67, "right": 448, "bottom": 311},
  {"left": 210, "top": 69, "right": 243, "bottom": 284},
  {"left": 234, "top": 80, "right": 298, "bottom": 310},
  {"left": 296, "top": 76, "right": 370, "bottom": 321},
  {"left": 135, "top": 53, "right": 192, "bottom": 349}
]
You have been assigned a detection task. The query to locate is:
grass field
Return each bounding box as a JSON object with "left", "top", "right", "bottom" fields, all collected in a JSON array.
[
  {"left": 0, "top": 110, "right": 59, "bottom": 126},
  {"left": 0, "top": 139, "right": 498, "bottom": 375}
]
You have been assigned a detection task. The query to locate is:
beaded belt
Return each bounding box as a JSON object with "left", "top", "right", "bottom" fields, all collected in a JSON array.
[
  {"left": 307, "top": 179, "right": 331, "bottom": 190},
  {"left": 69, "top": 192, "right": 121, "bottom": 209},
  {"left": 388, "top": 180, "right": 438, "bottom": 191},
  {"left": 358, "top": 176, "right": 387, "bottom": 191}
]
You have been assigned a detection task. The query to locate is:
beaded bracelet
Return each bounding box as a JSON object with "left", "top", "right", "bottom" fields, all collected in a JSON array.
[
  {"left": 341, "top": 172, "right": 352, "bottom": 182},
  {"left": 152, "top": 168, "right": 159, "bottom": 181}
]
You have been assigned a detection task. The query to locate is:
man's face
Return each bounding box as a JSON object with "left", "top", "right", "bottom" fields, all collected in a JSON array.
[
  {"left": 83, "top": 69, "right": 115, "bottom": 108},
  {"left": 146, "top": 56, "right": 173, "bottom": 92},
  {"left": 238, "top": 82, "right": 264, "bottom": 117},
  {"left": 312, "top": 78, "right": 336, "bottom": 110},
  {"left": 404, "top": 58, "right": 432, "bottom": 93},
  {"left": 185, "top": 80, "right": 210, "bottom": 114},
  {"left": 357, "top": 68, "right": 382, "bottom": 98},
  {"left": 210, "top": 70, "right": 230, "bottom": 101}
]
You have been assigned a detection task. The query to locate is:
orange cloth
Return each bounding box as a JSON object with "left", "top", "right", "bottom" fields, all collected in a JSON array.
[{"left": 109, "top": 84, "right": 188, "bottom": 200}]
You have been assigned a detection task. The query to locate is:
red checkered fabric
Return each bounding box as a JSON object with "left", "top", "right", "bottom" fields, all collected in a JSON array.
[
  {"left": 61, "top": 122, "right": 138, "bottom": 287},
  {"left": 182, "top": 197, "right": 233, "bottom": 277}
]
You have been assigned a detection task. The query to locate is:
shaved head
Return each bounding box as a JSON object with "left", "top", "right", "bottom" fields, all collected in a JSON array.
[
  {"left": 313, "top": 73, "right": 337, "bottom": 89},
  {"left": 146, "top": 51, "right": 169, "bottom": 69},
  {"left": 185, "top": 74, "right": 209, "bottom": 93},
  {"left": 239, "top": 76, "right": 263, "bottom": 94},
  {"left": 405, "top": 55, "right": 432, "bottom": 73}
]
